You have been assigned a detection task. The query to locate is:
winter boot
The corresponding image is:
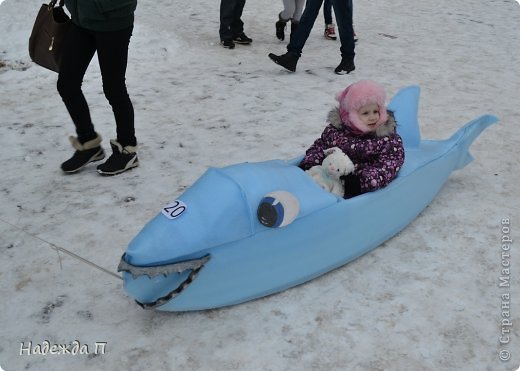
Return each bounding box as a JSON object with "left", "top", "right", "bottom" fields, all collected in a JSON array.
[
  {"left": 268, "top": 51, "right": 299, "bottom": 72},
  {"left": 324, "top": 24, "right": 337, "bottom": 40},
  {"left": 275, "top": 13, "right": 288, "bottom": 41},
  {"left": 96, "top": 139, "right": 139, "bottom": 176},
  {"left": 233, "top": 32, "right": 253, "bottom": 45},
  {"left": 334, "top": 55, "right": 355, "bottom": 75},
  {"left": 289, "top": 21, "right": 299, "bottom": 43},
  {"left": 61, "top": 134, "right": 105, "bottom": 173},
  {"left": 220, "top": 39, "right": 235, "bottom": 49}
]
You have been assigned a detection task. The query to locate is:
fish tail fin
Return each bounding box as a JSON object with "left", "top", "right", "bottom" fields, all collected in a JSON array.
[
  {"left": 389, "top": 86, "right": 498, "bottom": 170},
  {"left": 449, "top": 114, "right": 499, "bottom": 170},
  {"left": 388, "top": 86, "right": 422, "bottom": 148}
]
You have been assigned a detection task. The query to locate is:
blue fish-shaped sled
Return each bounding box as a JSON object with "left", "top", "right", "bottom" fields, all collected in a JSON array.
[{"left": 118, "top": 86, "right": 498, "bottom": 311}]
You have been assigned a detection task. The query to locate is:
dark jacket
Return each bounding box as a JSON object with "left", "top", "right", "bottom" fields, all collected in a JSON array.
[
  {"left": 65, "top": 0, "right": 137, "bottom": 32},
  {"left": 299, "top": 108, "right": 405, "bottom": 198}
]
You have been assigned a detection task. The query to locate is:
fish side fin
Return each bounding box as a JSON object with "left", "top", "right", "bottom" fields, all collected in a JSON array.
[
  {"left": 448, "top": 114, "right": 499, "bottom": 170},
  {"left": 388, "top": 86, "right": 421, "bottom": 148}
]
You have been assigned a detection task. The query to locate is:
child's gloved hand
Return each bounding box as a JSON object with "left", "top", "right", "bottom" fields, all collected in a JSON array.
[{"left": 341, "top": 173, "right": 361, "bottom": 199}]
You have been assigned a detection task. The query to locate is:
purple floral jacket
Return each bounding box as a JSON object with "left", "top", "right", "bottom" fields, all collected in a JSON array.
[{"left": 299, "top": 108, "right": 405, "bottom": 195}]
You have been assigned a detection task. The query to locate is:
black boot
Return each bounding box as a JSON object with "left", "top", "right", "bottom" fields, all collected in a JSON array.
[
  {"left": 97, "top": 139, "right": 139, "bottom": 176},
  {"left": 289, "top": 21, "right": 299, "bottom": 43},
  {"left": 220, "top": 39, "right": 235, "bottom": 49},
  {"left": 334, "top": 55, "right": 355, "bottom": 75},
  {"left": 268, "top": 51, "right": 299, "bottom": 72},
  {"left": 61, "top": 134, "right": 105, "bottom": 173},
  {"left": 233, "top": 33, "right": 252, "bottom": 45},
  {"left": 275, "top": 13, "right": 287, "bottom": 41}
]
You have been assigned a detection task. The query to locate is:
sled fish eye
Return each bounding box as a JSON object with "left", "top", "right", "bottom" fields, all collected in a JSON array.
[{"left": 257, "top": 191, "right": 300, "bottom": 228}]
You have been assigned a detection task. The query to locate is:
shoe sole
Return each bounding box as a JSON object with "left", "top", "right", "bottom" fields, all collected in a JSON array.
[
  {"left": 61, "top": 150, "right": 105, "bottom": 174},
  {"left": 233, "top": 40, "right": 252, "bottom": 45},
  {"left": 97, "top": 157, "right": 139, "bottom": 176}
]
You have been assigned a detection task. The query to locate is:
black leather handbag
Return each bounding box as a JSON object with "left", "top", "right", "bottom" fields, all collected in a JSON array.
[{"left": 28, "top": 0, "right": 71, "bottom": 72}]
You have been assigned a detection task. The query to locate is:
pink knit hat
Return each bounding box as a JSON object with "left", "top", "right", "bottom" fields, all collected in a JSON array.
[{"left": 336, "top": 80, "right": 388, "bottom": 134}]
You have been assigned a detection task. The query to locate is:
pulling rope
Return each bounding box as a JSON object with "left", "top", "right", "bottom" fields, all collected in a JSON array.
[{"left": 1, "top": 217, "right": 122, "bottom": 281}]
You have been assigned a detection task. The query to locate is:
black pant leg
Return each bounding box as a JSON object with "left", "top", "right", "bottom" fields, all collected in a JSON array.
[
  {"left": 230, "top": 0, "right": 246, "bottom": 37},
  {"left": 95, "top": 26, "right": 136, "bottom": 147},
  {"left": 57, "top": 24, "right": 97, "bottom": 143},
  {"left": 332, "top": 0, "right": 355, "bottom": 57},
  {"left": 220, "top": 0, "right": 237, "bottom": 40}
]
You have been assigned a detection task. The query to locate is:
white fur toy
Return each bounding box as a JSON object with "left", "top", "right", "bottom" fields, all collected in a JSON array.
[{"left": 305, "top": 147, "right": 355, "bottom": 196}]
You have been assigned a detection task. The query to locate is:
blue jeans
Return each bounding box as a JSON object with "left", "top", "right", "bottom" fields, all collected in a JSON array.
[
  {"left": 287, "top": 0, "right": 354, "bottom": 58},
  {"left": 219, "top": 0, "right": 246, "bottom": 40}
]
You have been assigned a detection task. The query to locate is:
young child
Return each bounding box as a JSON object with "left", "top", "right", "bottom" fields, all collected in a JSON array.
[{"left": 299, "top": 80, "right": 405, "bottom": 198}]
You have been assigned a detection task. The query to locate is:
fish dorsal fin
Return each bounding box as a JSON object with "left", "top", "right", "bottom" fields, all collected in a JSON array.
[{"left": 388, "top": 86, "right": 421, "bottom": 148}]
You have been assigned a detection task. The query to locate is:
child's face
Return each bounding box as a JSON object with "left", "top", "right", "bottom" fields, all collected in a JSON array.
[{"left": 357, "top": 103, "right": 380, "bottom": 132}]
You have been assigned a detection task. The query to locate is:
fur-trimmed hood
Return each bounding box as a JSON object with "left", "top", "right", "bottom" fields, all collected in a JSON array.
[{"left": 327, "top": 107, "right": 397, "bottom": 137}]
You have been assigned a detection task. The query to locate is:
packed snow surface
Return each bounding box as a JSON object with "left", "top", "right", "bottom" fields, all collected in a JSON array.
[{"left": 0, "top": 0, "right": 519, "bottom": 370}]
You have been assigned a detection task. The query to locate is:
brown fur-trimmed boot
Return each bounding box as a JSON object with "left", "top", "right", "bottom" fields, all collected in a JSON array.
[{"left": 61, "top": 134, "right": 105, "bottom": 173}]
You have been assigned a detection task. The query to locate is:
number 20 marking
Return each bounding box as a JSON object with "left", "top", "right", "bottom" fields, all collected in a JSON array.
[{"left": 161, "top": 200, "right": 187, "bottom": 220}]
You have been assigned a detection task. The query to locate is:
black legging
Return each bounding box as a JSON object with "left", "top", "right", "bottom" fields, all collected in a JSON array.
[{"left": 57, "top": 23, "right": 136, "bottom": 147}]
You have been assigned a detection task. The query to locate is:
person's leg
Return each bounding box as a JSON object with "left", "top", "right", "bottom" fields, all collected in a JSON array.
[
  {"left": 323, "top": 0, "right": 337, "bottom": 40},
  {"left": 94, "top": 26, "right": 138, "bottom": 175},
  {"left": 323, "top": 0, "right": 333, "bottom": 25},
  {"left": 268, "top": 0, "right": 322, "bottom": 71},
  {"left": 229, "top": 0, "right": 252, "bottom": 44},
  {"left": 219, "top": 0, "right": 236, "bottom": 41},
  {"left": 230, "top": 0, "right": 245, "bottom": 37},
  {"left": 350, "top": 0, "right": 357, "bottom": 41},
  {"left": 287, "top": 0, "right": 323, "bottom": 56},
  {"left": 95, "top": 26, "right": 136, "bottom": 147},
  {"left": 280, "top": 0, "right": 296, "bottom": 20},
  {"left": 57, "top": 24, "right": 106, "bottom": 173},
  {"left": 288, "top": 0, "right": 304, "bottom": 43},
  {"left": 332, "top": 0, "right": 355, "bottom": 73},
  {"left": 57, "top": 23, "right": 97, "bottom": 144},
  {"left": 292, "top": 0, "right": 305, "bottom": 22},
  {"left": 332, "top": 0, "right": 354, "bottom": 58}
]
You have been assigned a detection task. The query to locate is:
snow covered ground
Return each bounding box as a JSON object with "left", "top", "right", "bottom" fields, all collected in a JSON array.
[{"left": 1, "top": 0, "right": 519, "bottom": 370}]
